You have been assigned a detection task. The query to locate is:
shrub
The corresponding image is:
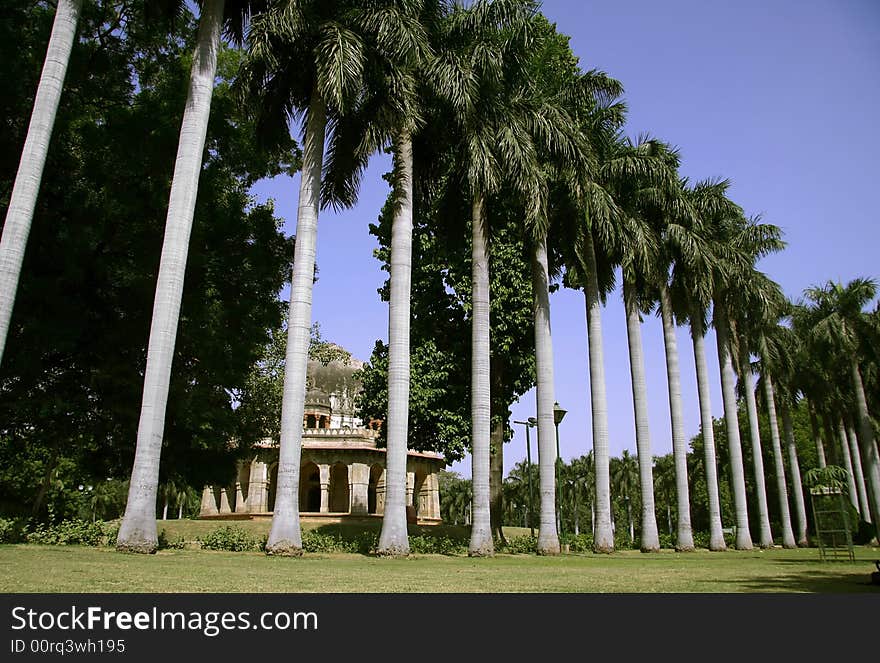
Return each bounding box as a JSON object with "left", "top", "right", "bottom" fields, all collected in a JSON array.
[
  {"left": 199, "top": 526, "right": 261, "bottom": 552},
  {"left": 25, "top": 519, "right": 112, "bottom": 546},
  {"left": 0, "top": 517, "right": 28, "bottom": 544},
  {"left": 498, "top": 534, "right": 537, "bottom": 554},
  {"left": 409, "top": 535, "right": 464, "bottom": 555}
]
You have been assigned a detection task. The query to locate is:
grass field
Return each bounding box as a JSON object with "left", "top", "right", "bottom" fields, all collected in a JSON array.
[{"left": 2, "top": 519, "right": 878, "bottom": 593}]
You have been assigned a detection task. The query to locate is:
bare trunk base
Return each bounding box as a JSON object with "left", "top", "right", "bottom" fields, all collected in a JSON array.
[
  {"left": 265, "top": 541, "right": 303, "bottom": 557},
  {"left": 115, "top": 521, "right": 157, "bottom": 555}
]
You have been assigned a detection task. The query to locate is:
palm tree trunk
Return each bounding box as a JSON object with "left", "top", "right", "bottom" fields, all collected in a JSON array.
[
  {"left": 808, "top": 403, "right": 827, "bottom": 468},
  {"left": 738, "top": 336, "right": 773, "bottom": 547},
  {"left": 0, "top": 0, "right": 82, "bottom": 366},
  {"left": 659, "top": 284, "right": 694, "bottom": 551},
  {"left": 468, "top": 193, "right": 493, "bottom": 556},
  {"left": 850, "top": 360, "right": 880, "bottom": 536},
  {"left": 531, "top": 235, "right": 560, "bottom": 554},
  {"left": 762, "top": 375, "right": 796, "bottom": 548},
  {"left": 264, "top": 90, "right": 327, "bottom": 556},
  {"left": 581, "top": 229, "right": 613, "bottom": 552},
  {"left": 116, "top": 0, "right": 225, "bottom": 554},
  {"left": 837, "top": 418, "right": 860, "bottom": 514},
  {"left": 781, "top": 405, "right": 808, "bottom": 546},
  {"left": 846, "top": 418, "right": 871, "bottom": 522},
  {"left": 714, "top": 307, "right": 753, "bottom": 549},
  {"left": 622, "top": 279, "right": 660, "bottom": 552},
  {"left": 690, "top": 310, "right": 726, "bottom": 550},
  {"left": 377, "top": 130, "right": 414, "bottom": 556}
]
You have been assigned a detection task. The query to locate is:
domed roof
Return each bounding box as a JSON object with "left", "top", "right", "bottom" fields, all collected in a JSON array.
[{"left": 305, "top": 355, "right": 364, "bottom": 396}]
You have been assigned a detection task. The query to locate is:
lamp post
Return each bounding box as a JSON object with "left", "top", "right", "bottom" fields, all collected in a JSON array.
[
  {"left": 514, "top": 417, "right": 538, "bottom": 538},
  {"left": 553, "top": 402, "right": 567, "bottom": 538}
]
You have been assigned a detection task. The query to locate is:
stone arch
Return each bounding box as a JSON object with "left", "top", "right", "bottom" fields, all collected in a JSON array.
[
  {"left": 329, "top": 463, "right": 350, "bottom": 512},
  {"left": 300, "top": 461, "right": 321, "bottom": 512},
  {"left": 368, "top": 464, "right": 385, "bottom": 515}
]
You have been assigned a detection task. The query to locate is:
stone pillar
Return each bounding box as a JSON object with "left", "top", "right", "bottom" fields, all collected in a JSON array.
[
  {"left": 247, "top": 460, "right": 269, "bottom": 513},
  {"left": 199, "top": 486, "right": 219, "bottom": 517},
  {"left": 376, "top": 469, "right": 386, "bottom": 515},
  {"left": 430, "top": 472, "right": 441, "bottom": 520},
  {"left": 350, "top": 463, "right": 369, "bottom": 515},
  {"left": 218, "top": 488, "right": 232, "bottom": 514},
  {"left": 319, "top": 464, "right": 330, "bottom": 513},
  {"left": 234, "top": 461, "right": 248, "bottom": 513},
  {"left": 406, "top": 471, "right": 416, "bottom": 507}
]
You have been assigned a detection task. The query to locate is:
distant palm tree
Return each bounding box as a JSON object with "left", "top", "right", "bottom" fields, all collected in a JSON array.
[
  {"left": 611, "top": 450, "right": 639, "bottom": 545},
  {"left": 0, "top": 0, "right": 81, "bottom": 366}
]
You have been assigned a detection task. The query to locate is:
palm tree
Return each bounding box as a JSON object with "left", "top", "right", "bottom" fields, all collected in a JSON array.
[
  {"left": 845, "top": 416, "right": 871, "bottom": 522},
  {"left": 780, "top": 403, "right": 808, "bottom": 545},
  {"left": 611, "top": 450, "right": 639, "bottom": 545},
  {"left": 801, "top": 278, "right": 880, "bottom": 535},
  {"left": 672, "top": 178, "right": 739, "bottom": 551},
  {"left": 0, "top": 0, "right": 82, "bottom": 366},
  {"left": 117, "top": 0, "right": 271, "bottom": 553},
  {"left": 234, "top": 0, "right": 383, "bottom": 555}
]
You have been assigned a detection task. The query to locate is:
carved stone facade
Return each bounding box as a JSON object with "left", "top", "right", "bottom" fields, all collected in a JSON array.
[{"left": 200, "top": 354, "right": 445, "bottom": 524}]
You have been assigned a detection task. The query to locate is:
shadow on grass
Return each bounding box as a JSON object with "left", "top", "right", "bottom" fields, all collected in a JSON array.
[{"left": 704, "top": 565, "right": 880, "bottom": 593}]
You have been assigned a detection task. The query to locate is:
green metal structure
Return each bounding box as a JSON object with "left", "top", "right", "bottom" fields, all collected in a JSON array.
[{"left": 809, "top": 487, "right": 855, "bottom": 563}]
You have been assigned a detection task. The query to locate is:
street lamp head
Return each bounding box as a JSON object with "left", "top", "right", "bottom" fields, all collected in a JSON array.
[
  {"left": 527, "top": 417, "right": 537, "bottom": 427},
  {"left": 553, "top": 401, "right": 567, "bottom": 425}
]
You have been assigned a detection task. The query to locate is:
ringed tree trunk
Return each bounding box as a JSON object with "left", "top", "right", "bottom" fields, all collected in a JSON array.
[
  {"left": 659, "top": 284, "right": 694, "bottom": 551},
  {"left": 621, "top": 279, "right": 660, "bottom": 552},
  {"left": 581, "top": 228, "right": 613, "bottom": 552},
  {"left": 117, "top": 1, "right": 225, "bottom": 553},
  {"left": 468, "top": 193, "right": 493, "bottom": 556},
  {"left": 846, "top": 417, "right": 871, "bottom": 522},
  {"left": 713, "top": 307, "right": 753, "bottom": 550},
  {"left": 738, "top": 336, "right": 773, "bottom": 548},
  {"left": 532, "top": 235, "right": 560, "bottom": 555},
  {"left": 690, "top": 307, "right": 726, "bottom": 550},
  {"left": 264, "top": 90, "right": 328, "bottom": 556},
  {"left": 808, "top": 405, "right": 827, "bottom": 468},
  {"left": 0, "top": 0, "right": 82, "bottom": 366},
  {"left": 837, "top": 419, "right": 859, "bottom": 514},
  {"left": 762, "top": 375, "right": 796, "bottom": 548},
  {"left": 850, "top": 360, "right": 880, "bottom": 536},
  {"left": 377, "top": 130, "right": 414, "bottom": 556},
  {"left": 781, "top": 405, "right": 808, "bottom": 546}
]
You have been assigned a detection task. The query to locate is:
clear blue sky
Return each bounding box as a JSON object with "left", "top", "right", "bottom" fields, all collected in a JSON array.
[{"left": 249, "top": 0, "right": 880, "bottom": 478}]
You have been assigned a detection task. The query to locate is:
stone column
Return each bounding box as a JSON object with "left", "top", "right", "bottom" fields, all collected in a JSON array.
[
  {"left": 376, "top": 469, "right": 386, "bottom": 515},
  {"left": 430, "top": 472, "right": 441, "bottom": 520},
  {"left": 247, "top": 460, "right": 269, "bottom": 513},
  {"left": 406, "top": 471, "right": 416, "bottom": 507},
  {"left": 199, "top": 486, "right": 219, "bottom": 517},
  {"left": 218, "top": 488, "right": 232, "bottom": 514},
  {"left": 350, "top": 462, "right": 369, "bottom": 515},
  {"left": 319, "top": 464, "right": 330, "bottom": 513}
]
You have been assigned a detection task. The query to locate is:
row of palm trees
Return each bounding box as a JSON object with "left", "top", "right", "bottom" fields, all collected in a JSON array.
[{"left": 4, "top": 1, "right": 877, "bottom": 558}]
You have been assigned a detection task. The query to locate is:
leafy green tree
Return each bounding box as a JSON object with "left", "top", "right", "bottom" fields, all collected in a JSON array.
[{"left": 0, "top": 7, "right": 293, "bottom": 524}]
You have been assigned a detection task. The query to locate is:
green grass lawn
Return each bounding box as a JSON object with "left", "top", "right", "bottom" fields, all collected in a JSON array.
[{"left": 2, "top": 532, "right": 878, "bottom": 593}]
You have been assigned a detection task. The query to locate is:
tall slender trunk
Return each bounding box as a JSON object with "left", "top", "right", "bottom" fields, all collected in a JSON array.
[
  {"left": 850, "top": 360, "right": 880, "bottom": 536},
  {"left": 808, "top": 403, "right": 827, "bottom": 468},
  {"left": 738, "top": 335, "right": 773, "bottom": 547},
  {"left": 714, "top": 307, "right": 753, "bottom": 549},
  {"left": 378, "top": 130, "right": 414, "bottom": 556},
  {"left": 468, "top": 193, "right": 493, "bottom": 556},
  {"left": 622, "top": 279, "right": 660, "bottom": 552},
  {"left": 846, "top": 418, "right": 871, "bottom": 523},
  {"left": 117, "top": 1, "right": 224, "bottom": 553},
  {"left": 659, "top": 284, "right": 694, "bottom": 551},
  {"left": 531, "top": 235, "right": 559, "bottom": 554},
  {"left": 490, "top": 413, "right": 506, "bottom": 545},
  {"left": 0, "top": 0, "right": 82, "bottom": 366},
  {"left": 837, "top": 418, "right": 859, "bottom": 514},
  {"left": 690, "top": 309, "right": 726, "bottom": 550},
  {"left": 762, "top": 375, "right": 795, "bottom": 548},
  {"left": 264, "top": 91, "right": 327, "bottom": 556},
  {"left": 581, "top": 229, "right": 613, "bottom": 552},
  {"left": 781, "top": 405, "right": 808, "bottom": 546}
]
